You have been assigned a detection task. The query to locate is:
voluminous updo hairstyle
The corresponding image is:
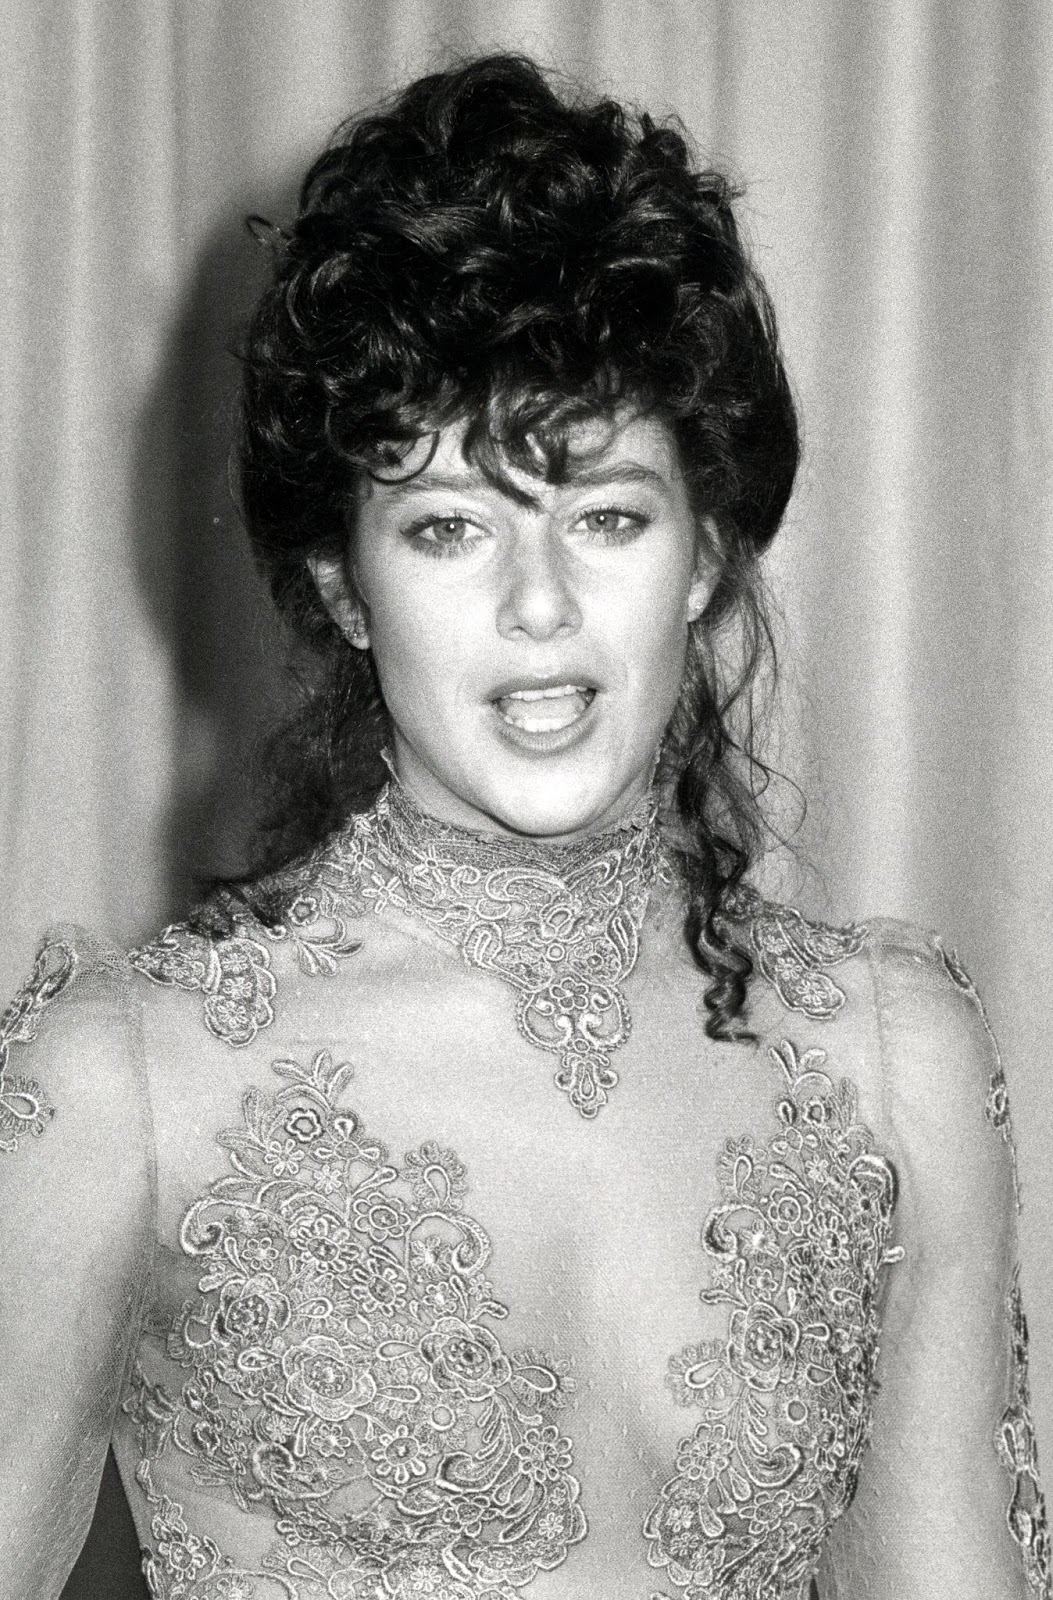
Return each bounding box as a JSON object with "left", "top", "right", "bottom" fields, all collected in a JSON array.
[{"left": 237, "top": 52, "right": 800, "bottom": 1038}]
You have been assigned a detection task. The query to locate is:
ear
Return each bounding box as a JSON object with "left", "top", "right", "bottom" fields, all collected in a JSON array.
[
  {"left": 687, "top": 518, "right": 721, "bottom": 623},
  {"left": 307, "top": 554, "right": 371, "bottom": 650},
  {"left": 686, "top": 571, "right": 712, "bottom": 624}
]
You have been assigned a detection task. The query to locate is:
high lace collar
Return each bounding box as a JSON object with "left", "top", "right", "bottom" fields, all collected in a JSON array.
[
  {"left": 347, "top": 779, "right": 666, "bottom": 1118},
  {"left": 374, "top": 774, "right": 661, "bottom": 872}
]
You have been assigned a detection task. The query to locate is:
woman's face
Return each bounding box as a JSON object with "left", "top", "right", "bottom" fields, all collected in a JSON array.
[{"left": 311, "top": 409, "right": 714, "bottom": 840}]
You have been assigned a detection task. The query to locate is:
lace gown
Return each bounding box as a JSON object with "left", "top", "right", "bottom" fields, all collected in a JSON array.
[{"left": 0, "top": 784, "right": 1047, "bottom": 1599}]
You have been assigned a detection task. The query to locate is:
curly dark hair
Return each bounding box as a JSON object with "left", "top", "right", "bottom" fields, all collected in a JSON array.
[{"left": 236, "top": 53, "right": 800, "bottom": 1039}]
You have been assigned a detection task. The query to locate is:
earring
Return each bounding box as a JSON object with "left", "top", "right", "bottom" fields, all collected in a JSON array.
[{"left": 349, "top": 616, "right": 370, "bottom": 648}]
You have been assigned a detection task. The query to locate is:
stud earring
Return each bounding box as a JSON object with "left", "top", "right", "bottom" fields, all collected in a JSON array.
[{"left": 349, "top": 615, "right": 370, "bottom": 649}]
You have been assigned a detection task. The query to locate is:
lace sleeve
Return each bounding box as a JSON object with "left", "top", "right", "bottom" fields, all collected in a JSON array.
[
  {"left": 816, "top": 921, "right": 1049, "bottom": 1599},
  {"left": 0, "top": 929, "right": 155, "bottom": 1598}
]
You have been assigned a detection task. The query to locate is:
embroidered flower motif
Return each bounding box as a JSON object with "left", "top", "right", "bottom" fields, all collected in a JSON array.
[
  {"left": 284, "top": 1105, "right": 326, "bottom": 1144},
  {"left": 369, "top": 1423, "right": 435, "bottom": 1486},
  {"left": 726, "top": 1300, "right": 801, "bottom": 1392},
  {"left": 228, "top": 1209, "right": 284, "bottom": 1274},
  {"left": 812, "top": 1201, "right": 853, "bottom": 1268},
  {"left": 813, "top": 1412, "right": 850, "bottom": 1474},
  {"left": 127, "top": 1049, "right": 585, "bottom": 1597},
  {"left": 419, "top": 1317, "right": 512, "bottom": 1400},
  {"left": 674, "top": 1422, "right": 734, "bottom": 1487},
  {"left": 766, "top": 1180, "right": 814, "bottom": 1238},
  {"left": 644, "top": 1038, "right": 903, "bottom": 1597},
  {"left": 311, "top": 1418, "right": 351, "bottom": 1459},
  {"left": 0, "top": 1075, "right": 53, "bottom": 1144},
  {"left": 288, "top": 1207, "right": 360, "bottom": 1276},
  {"left": 310, "top": 1159, "right": 345, "bottom": 1196},
  {"left": 0, "top": 939, "right": 75, "bottom": 1154},
  {"left": 352, "top": 1191, "right": 412, "bottom": 1243},
  {"left": 212, "top": 1275, "right": 291, "bottom": 1352},
  {"left": 666, "top": 1341, "right": 735, "bottom": 1410},
  {"left": 409, "top": 1233, "right": 454, "bottom": 1281},
  {"left": 210, "top": 1577, "right": 256, "bottom": 1600},
  {"left": 283, "top": 1335, "right": 377, "bottom": 1421},
  {"left": 513, "top": 1424, "right": 574, "bottom": 1485},
  {"left": 145, "top": 1494, "right": 224, "bottom": 1589}
]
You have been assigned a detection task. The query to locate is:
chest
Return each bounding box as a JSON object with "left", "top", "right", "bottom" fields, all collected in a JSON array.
[
  {"left": 151, "top": 943, "right": 888, "bottom": 1420},
  {"left": 130, "top": 922, "right": 900, "bottom": 1600}
]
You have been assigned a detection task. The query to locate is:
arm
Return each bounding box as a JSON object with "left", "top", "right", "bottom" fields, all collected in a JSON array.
[
  {"left": 818, "top": 924, "right": 1049, "bottom": 1598},
  {"left": 0, "top": 933, "right": 154, "bottom": 1599}
]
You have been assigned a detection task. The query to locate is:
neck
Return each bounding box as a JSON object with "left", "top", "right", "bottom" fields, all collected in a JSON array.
[
  {"left": 386, "top": 751, "right": 661, "bottom": 846},
  {"left": 381, "top": 767, "right": 661, "bottom": 855},
  {"left": 347, "top": 772, "right": 667, "bottom": 1119}
]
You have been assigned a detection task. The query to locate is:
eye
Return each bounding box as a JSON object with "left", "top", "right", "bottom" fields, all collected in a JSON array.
[
  {"left": 576, "top": 507, "right": 647, "bottom": 541},
  {"left": 403, "top": 514, "right": 485, "bottom": 557}
]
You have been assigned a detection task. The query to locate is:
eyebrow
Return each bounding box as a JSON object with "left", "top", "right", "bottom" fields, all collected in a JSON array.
[{"left": 377, "top": 460, "right": 670, "bottom": 501}]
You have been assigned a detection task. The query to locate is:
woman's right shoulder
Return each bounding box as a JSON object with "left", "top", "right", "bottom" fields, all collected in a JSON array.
[
  {"left": 0, "top": 929, "right": 157, "bottom": 1592},
  {"left": 0, "top": 925, "right": 155, "bottom": 1323},
  {"left": 0, "top": 925, "right": 150, "bottom": 1163}
]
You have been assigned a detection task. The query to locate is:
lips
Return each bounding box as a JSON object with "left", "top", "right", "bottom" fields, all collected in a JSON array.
[{"left": 494, "top": 684, "right": 596, "bottom": 732}]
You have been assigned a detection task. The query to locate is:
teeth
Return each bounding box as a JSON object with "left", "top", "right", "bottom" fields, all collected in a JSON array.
[
  {"left": 495, "top": 686, "right": 594, "bottom": 732},
  {"left": 504, "top": 684, "right": 587, "bottom": 702}
]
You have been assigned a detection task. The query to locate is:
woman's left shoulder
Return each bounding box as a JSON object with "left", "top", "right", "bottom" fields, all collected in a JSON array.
[
  {"left": 837, "top": 914, "right": 1014, "bottom": 1211},
  {"left": 852, "top": 914, "right": 1001, "bottom": 1092},
  {"left": 725, "top": 889, "right": 989, "bottom": 1041},
  {"left": 731, "top": 891, "right": 1007, "bottom": 1143}
]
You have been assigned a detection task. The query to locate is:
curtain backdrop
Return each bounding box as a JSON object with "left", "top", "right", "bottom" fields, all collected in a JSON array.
[{"left": 4, "top": 0, "right": 1052, "bottom": 1581}]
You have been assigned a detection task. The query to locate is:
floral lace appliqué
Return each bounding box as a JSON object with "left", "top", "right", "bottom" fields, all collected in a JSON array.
[
  {"left": 997, "top": 1266, "right": 1053, "bottom": 1597},
  {"left": 0, "top": 938, "right": 76, "bottom": 1152},
  {"left": 130, "top": 868, "right": 366, "bottom": 1047},
  {"left": 933, "top": 937, "right": 1020, "bottom": 1187},
  {"left": 346, "top": 783, "right": 662, "bottom": 1118},
  {"left": 939, "top": 941, "right": 1053, "bottom": 1592},
  {"left": 722, "top": 890, "right": 868, "bottom": 1022},
  {"left": 129, "top": 784, "right": 659, "bottom": 1113},
  {"left": 126, "top": 1049, "right": 585, "bottom": 1599},
  {"left": 644, "top": 1039, "right": 902, "bottom": 1599}
]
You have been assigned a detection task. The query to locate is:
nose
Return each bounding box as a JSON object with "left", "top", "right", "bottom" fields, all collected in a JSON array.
[{"left": 495, "top": 524, "right": 582, "bottom": 641}]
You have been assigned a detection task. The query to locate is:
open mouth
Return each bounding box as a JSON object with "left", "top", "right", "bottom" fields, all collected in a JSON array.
[{"left": 493, "top": 684, "right": 597, "bottom": 733}]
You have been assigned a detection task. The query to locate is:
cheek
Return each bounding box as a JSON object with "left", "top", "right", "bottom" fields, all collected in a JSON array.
[
  {"left": 613, "top": 571, "right": 692, "bottom": 700},
  {"left": 366, "top": 579, "right": 478, "bottom": 712}
]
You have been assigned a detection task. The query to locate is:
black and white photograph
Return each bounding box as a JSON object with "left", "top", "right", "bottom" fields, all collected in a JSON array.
[{"left": 2, "top": 4, "right": 1051, "bottom": 1596}]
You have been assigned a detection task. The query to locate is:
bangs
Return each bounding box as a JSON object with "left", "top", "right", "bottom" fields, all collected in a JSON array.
[{"left": 351, "top": 366, "right": 665, "bottom": 504}]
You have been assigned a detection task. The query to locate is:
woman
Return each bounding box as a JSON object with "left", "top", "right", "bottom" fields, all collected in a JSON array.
[{"left": 0, "top": 53, "right": 1046, "bottom": 1600}]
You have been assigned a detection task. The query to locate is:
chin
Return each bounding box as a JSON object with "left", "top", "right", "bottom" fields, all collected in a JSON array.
[
  {"left": 395, "top": 726, "right": 654, "bottom": 842},
  {"left": 473, "top": 767, "right": 639, "bottom": 841}
]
